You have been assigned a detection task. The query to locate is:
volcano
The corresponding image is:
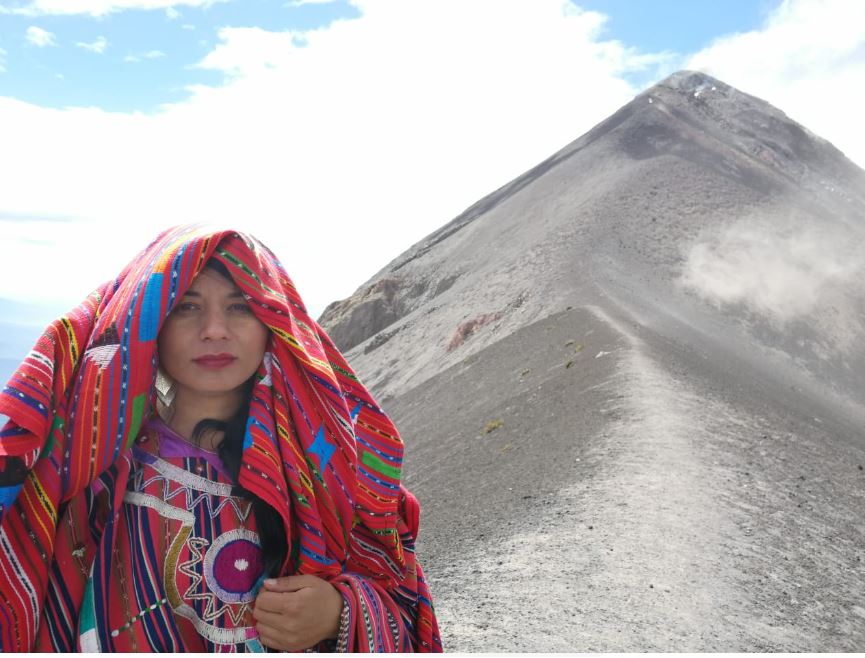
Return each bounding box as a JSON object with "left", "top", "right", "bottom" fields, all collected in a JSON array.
[{"left": 320, "top": 71, "right": 865, "bottom": 651}]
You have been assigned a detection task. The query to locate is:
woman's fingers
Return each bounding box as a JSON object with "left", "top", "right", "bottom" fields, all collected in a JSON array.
[
  {"left": 251, "top": 575, "right": 343, "bottom": 649},
  {"left": 260, "top": 574, "right": 319, "bottom": 592},
  {"left": 255, "top": 622, "right": 304, "bottom": 652},
  {"left": 254, "top": 589, "right": 297, "bottom": 615},
  {"left": 251, "top": 606, "right": 284, "bottom": 627}
]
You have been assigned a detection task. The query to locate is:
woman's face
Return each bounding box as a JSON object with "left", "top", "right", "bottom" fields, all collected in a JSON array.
[{"left": 157, "top": 267, "right": 269, "bottom": 401}]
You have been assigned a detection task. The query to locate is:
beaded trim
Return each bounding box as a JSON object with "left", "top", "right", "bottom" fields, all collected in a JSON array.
[
  {"left": 131, "top": 446, "right": 234, "bottom": 497},
  {"left": 335, "top": 593, "right": 351, "bottom": 653},
  {"left": 109, "top": 598, "right": 169, "bottom": 638}
]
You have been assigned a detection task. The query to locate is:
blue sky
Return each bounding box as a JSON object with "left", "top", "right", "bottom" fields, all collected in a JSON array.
[
  {"left": 2, "top": 0, "right": 774, "bottom": 113},
  {"left": 579, "top": 0, "right": 774, "bottom": 53},
  {"left": 1, "top": 1, "right": 362, "bottom": 110},
  {"left": 0, "top": 0, "right": 863, "bottom": 340}
]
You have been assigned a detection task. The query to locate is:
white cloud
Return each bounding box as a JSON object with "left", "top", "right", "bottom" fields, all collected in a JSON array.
[
  {"left": 195, "top": 27, "right": 298, "bottom": 77},
  {"left": 76, "top": 36, "right": 108, "bottom": 53},
  {"left": 0, "top": 215, "right": 131, "bottom": 306},
  {"left": 687, "top": 0, "right": 865, "bottom": 169},
  {"left": 2, "top": 0, "right": 862, "bottom": 321},
  {"left": 8, "top": 0, "right": 226, "bottom": 17},
  {"left": 124, "top": 49, "right": 165, "bottom": 62},
  {"left": 25, "top": 25, "right": 57, "bottom": 47},
  {"left": 0, "top": 1, "right": 652, "bottom": 316},
  {"left": 285, "top": 0, "right": 339, "bottom": 6},
  {"left": 165, "top": 6, "right": 179, "bottom": 19}
]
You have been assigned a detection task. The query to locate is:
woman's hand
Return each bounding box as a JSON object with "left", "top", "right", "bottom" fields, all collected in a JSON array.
[{"left": 252, "top": 574, "right": 344, "bottom": 651}]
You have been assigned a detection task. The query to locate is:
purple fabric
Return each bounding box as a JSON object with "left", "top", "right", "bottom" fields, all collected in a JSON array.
[{"left": 143, "top": 416, "right": 232, "bottom": 479}]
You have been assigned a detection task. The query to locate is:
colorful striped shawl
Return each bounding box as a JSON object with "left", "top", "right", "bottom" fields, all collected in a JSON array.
[{"left": 0, "top": 225, "right": 441, "bottom": 651}]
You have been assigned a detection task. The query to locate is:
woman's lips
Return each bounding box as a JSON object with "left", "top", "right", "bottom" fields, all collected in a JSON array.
[{"left": 193, "top": 353, "right": 237, "bottom": 369}]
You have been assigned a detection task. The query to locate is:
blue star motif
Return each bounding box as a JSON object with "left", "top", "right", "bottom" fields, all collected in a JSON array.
[
  {"left": 350, "top": 402, "right": 363, "bottom": 422},
  {"left": 309, "top": 424, "right": 335, "bottom": 471}
]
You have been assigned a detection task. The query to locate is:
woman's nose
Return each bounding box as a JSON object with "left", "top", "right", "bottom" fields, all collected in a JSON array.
[{"left": 200, "top": 309, "right": 230, "bottom": 340}]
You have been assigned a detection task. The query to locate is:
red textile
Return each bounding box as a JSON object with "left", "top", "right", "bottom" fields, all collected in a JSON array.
[{"left": 0, "top": 225, "right": 441, "bottom": 652}]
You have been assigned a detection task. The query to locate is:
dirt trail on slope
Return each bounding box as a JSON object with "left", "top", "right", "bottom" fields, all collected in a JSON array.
[{"left": 426, "top": 305, "right": 865, "bottom": 651}]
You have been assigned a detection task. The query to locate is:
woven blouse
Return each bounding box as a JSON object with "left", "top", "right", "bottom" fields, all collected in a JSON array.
[{"left": 38, "top": 418, "right": 273, "bottom": 652}]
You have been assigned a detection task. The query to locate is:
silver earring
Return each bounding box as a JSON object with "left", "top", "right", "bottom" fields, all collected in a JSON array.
[{"left": 156, "top": 367, "right": 176, "bottom": 408}]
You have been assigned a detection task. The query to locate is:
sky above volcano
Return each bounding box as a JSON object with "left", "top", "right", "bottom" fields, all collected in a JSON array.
[
  {"left": 0, "top": 0, "right": 862, "bottom": 320},
  {"left": 1, "top": 0, "right": 773, "bottom": 112}
]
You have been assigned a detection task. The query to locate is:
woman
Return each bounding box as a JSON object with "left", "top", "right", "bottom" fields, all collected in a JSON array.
[{"left": 0, "top": 225, "right": 441, "bottom": 652}]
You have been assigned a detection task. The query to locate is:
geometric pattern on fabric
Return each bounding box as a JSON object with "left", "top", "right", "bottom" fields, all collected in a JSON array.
[
  {"left": 49, "top": 421, "right": 265, "bottom": 652},
  {"left": 0, "top": 225, "right": 441, "bottom": 652}
]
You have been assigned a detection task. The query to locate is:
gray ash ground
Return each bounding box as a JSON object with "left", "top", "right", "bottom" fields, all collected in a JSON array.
[{"left": 393, "top": 302, "right": 865, "bottom": 652}]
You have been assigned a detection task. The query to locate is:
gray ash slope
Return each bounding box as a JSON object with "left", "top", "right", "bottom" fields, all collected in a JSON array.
[{"left": 320, "top": 71, "right": 865, "bottom": 651}]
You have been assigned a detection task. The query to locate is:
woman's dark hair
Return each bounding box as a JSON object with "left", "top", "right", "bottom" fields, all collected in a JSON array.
[{"left": 189, "top": 259, "right": 288, "bottom": 577}]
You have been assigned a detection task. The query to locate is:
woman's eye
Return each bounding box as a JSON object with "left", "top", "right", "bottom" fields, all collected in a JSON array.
[
  {"left": 175, "top": 301, "right": 199, "bottom": 312},
  {"left": 230, "top": 303, "right": 253, "bottom": 313}
]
